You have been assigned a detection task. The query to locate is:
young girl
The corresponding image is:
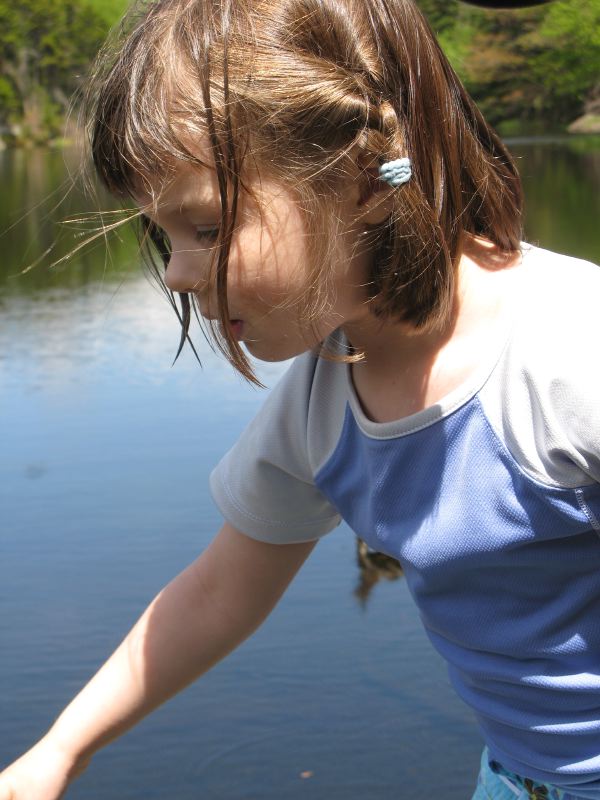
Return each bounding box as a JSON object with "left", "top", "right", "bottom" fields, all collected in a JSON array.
[{"left": 1, "top": 0, "right": 599, "bottom": 798}]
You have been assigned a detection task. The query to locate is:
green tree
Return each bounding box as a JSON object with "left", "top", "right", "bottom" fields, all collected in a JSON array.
[
  {"left": 417, "top": 0, "right": 459, "bottom": 35},
  {"left": 531, "top": 0, "right": 600, "bottom": 120},
  {"left": 455, "top": 5, "right": 548, "bottom": 127},
  {"left": 0, "top": 0, "right": 118, "bottom": 142},
  {"left": 417, "top": 0, "right": 600, "bottom": 131}
]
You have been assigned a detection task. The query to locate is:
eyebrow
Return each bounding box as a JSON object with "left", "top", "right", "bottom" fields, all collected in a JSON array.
[
  {"left": 140, "top": 196, "right": 215, "bottom": 221},
  {"left": 179, "top": 196, "right": 218, "bottom": 214}
]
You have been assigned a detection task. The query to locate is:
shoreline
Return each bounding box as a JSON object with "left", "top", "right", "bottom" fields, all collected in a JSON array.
[
  {"left": 2, "top": 118, "right": 599, "bottom": 152},
  {"left": 2, "top": 131, "right": 599, "bottom": 153}
]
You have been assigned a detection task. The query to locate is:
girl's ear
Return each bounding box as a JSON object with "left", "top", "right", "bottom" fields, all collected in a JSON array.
[{"left": 354, "top": 149, "right": 396, "bottom": 225}]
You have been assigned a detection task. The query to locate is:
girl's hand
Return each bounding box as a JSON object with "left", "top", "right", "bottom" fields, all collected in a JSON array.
[{"left": 0, "top": 735, "right": 89, "bottom": 800}]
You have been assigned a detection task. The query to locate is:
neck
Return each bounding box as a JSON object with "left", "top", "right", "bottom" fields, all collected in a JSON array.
[{"left": 343, "top": 239, "right": 521, "bottom": 422}]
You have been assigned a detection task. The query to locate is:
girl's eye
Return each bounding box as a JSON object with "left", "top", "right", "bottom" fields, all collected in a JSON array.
[{"left": 194, "top": 226, "right": 220, "bottom": 243}]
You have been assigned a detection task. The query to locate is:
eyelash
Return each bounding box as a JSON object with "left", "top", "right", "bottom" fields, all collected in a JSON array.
[{"left": 194, "top": 227, "right": 220, "bottom": 243}]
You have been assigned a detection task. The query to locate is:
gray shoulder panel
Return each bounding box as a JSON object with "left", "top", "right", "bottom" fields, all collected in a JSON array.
[{"left": 479, "top": 247, "right": 600, "bottom": 487}]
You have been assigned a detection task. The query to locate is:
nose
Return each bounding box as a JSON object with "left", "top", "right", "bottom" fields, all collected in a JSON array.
[{"left": 164, "top": 250, "right": 207, "bottom": 294}]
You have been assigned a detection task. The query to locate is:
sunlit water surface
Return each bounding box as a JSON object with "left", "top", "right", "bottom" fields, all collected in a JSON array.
[{"left": 1, "top": 140, "right": 599, "bottom": 799}]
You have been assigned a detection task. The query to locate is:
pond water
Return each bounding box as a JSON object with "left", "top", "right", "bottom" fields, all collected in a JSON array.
[{"left": 1, "top": 139, "right": 599, "bottom": 799}]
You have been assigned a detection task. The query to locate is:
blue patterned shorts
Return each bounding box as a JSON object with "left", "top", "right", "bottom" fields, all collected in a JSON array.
[{"left": 472, "top": 749, "right": 585, "bottom": 800}]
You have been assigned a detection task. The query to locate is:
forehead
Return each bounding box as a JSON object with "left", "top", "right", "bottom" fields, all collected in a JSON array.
[
  {"left": 135, "top": 156, "right": 220, "bottom": 214},
  {"left": 135, "top": 153, "right": 297, "bottom": 224}
]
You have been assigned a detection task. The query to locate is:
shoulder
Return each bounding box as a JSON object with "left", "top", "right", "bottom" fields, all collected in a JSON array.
[
  {"left": 519, "top": 243, "right": 599, "bottom": 330},
  {"left": 514, "top": 244, "right": 598, "bottom": 395},
  {"left": 479, "top": 244, "right": 600, "bottom": 487}
]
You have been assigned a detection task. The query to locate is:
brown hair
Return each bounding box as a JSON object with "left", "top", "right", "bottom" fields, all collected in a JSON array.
[{"left": 87, "top": 0, "right": 522, "bottom": 382}]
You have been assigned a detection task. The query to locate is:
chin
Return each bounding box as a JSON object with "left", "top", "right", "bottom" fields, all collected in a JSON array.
[{"left": 243, "top": 338, "right": 313, "bottom": 364}]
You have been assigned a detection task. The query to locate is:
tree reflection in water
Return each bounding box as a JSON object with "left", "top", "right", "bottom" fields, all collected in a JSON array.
[{"left": 354, "top": 539, "right": 404, "bottom": 607}]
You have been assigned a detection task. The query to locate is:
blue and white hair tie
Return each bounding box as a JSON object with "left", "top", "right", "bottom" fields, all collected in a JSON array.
[{"left": 378, "top": 157, "right": 412, "bottom": 187}]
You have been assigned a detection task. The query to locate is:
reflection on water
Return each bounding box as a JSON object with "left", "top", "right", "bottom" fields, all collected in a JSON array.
[
  {"left": 354, "top": 540, "right": 404, "bottom": 608},
  {"left": 0, "top": 148, "right": 136, "bottom": 297},
  {"left": 509, "top": 136, "right": 600, "bottom": 264},
  {"left": 1, "top": 139, "right": 599, "bottom": 799}
]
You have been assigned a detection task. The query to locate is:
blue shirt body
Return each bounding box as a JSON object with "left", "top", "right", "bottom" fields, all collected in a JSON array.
[{"left": 315, "top": 394, "right": 600, "bottom": 795}]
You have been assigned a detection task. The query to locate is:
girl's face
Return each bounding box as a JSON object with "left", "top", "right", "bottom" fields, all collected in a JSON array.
[{"left": 140, "top": 158, "right": 374, "bottom": 363}]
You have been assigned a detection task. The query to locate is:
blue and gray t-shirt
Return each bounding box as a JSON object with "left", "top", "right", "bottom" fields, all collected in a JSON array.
[{"left": 210, "top": 245, "right": 600, "bottom": 796}]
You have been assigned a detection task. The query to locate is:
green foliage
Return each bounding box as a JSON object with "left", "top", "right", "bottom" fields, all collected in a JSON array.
[
  {"left": 84, "top": 0, "right": 130, "bottom": 26},
  {"left": 534, "top": 1, "right": 600, "bottom": 113},
  {"left": 456, "top": 5, "right": 550, "bottom": 126},
  {"left": 0, "top": 75, "right": 19, "bottom": 118},
  {"left": 0, "top": 0, "right": 117, "bottom": 142},
  {"left": 418, "top": 0, "right": 460, "bottom": 35},
  {"left": 416, "top": 0, "right": 600, "bottom": 131}
]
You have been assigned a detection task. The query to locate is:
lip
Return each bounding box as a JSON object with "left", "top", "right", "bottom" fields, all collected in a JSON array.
[
  {"left": 228, "top": 319, "right": 244, "bottom": 340},
  {"left": 199, "top": 310, "right": 244, "bottom": 340}
]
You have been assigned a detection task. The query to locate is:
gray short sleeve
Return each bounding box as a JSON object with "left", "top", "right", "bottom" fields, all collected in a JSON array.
[{"left": 209, "top": 351, "right": 342, "bottom": 543}]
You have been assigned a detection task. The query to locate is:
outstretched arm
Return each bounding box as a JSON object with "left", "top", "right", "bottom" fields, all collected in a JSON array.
[{"left": 0, "top": 523, "right": 316, "bottom": 799}]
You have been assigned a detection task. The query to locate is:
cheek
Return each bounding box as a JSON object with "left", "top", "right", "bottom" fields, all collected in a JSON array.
[{"left": 229, "top": 220, "right": 310, "bottom": 300}]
